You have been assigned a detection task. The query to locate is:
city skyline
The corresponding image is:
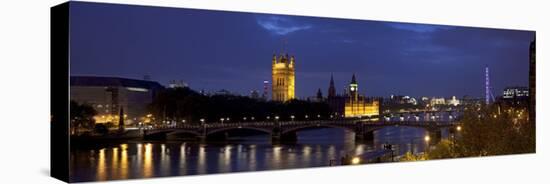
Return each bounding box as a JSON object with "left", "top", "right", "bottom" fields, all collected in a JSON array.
[
  {"left": 59, "top": 2, "right": 536, "bottom": 182},
  {"left": 69, "top": 2, "right": 534, "bottom": 99}
]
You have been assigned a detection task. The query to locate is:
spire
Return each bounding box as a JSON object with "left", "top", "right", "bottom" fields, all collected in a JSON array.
[
  {"left": 351, "top": 73, "right": 357, "bottom": 84},
  {"left": 317, "top": 88, "right": 323, "bottom": 100},
  {"left": 328, "top": 73, "right": 336, "bottom": 98},
  {"left": 118, "top": 107, "right": 125, "bottom": 132}
]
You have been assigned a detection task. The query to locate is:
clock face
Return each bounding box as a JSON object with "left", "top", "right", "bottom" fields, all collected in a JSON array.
[{"left": 350, "top": 86, "right": 356, "bottom": 91}]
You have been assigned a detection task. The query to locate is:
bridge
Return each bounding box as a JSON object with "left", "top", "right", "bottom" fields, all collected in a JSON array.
[{"left": 143, "top": 119, "right": 460, "bottom": 142}]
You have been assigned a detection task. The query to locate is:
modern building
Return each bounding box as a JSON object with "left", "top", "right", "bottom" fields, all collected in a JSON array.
[
  {"left": 271, "top": 54, "right": 295, "bottom": 102},
  {"left": 529, "top": 36, "right": 536, "bottom": 123},
  {"left": 503, "top": 87, "right": 529, "bottom": 99},
  {"left": 327, "top": 74, "right": 379, "bottom": 118},
  {"left": 497, "top": 87, "right": 529, "bottom": 109},
  {"left": 70, "top": 76, "right": 164, "bottom": 126},
  {"left": 262, "top": 80, "right": 270, "bottom": 100}
]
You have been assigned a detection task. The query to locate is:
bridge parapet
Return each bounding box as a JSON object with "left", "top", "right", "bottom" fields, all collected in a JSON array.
[{"left": 143, "top": 119, "right": 460, "bottom": 141}]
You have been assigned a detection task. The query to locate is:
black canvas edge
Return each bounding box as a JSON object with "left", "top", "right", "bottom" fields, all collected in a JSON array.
[{"left": 51, "top": 1, "right": 70, "bottom": 183}]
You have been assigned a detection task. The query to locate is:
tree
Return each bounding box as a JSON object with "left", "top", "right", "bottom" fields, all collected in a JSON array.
[
  {"left": 400, "top": 151, "right": 427, "bottom": 161},
  {"left": 70, "top": 100, "right": 97, "bottom": 135},
  {"left": 94, "top": 124, "right": 109, "bottom": 135},
  {"left": 415, "top": 104, "right": 535, "bottom": 160},
  {"left": 148, "top": 88, "right": 332, "bottom": 124}
]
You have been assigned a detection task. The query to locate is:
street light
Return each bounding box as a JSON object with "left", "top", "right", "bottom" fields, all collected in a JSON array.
[
  {"left": 275, "top": 116, "right": 279, "bottom": 120},
  {"left": 424, "top": 135, "right": 431, "bottom": 152},
  {"left": 456, "top": 125, "right": 462, "bottom": 131},
  {"left": 290, "top": 115, "right": 295, "bottom": 121},
  {"left": 220, "top": 118, "right": 225, "bottom": 124},
  {"left": 351, "top": 157, "right": 361, "bottom": 165},
  {"left": 305, "top": 115, "right": 309, "bottom": 119},
  {"left": 200, "top": 118, "right": 205, "bottom": 124}
]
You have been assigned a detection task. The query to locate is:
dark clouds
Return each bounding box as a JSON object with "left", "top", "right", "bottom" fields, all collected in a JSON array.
[{"left": 69, "top": 2, "right": 534, "bottom": 99}]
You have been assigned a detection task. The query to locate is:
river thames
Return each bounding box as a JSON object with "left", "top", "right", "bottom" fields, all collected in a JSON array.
[{"left": 70, "top": 125, "right": 450, "bottom": 182}]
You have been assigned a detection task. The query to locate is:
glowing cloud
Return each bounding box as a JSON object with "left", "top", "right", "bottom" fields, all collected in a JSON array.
[
  {"left": 386, "top": 23, "right": 453, "bottom": 33},
  {"left": 256, "top": 16, "right": 312, "bottom": 35}
]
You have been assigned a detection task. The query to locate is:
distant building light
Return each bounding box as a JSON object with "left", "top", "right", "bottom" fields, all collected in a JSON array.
[{"left": 126, "top": 87, "right": 149, "bottom": 92}]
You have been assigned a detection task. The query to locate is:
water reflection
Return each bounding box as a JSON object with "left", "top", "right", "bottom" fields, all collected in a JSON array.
[
  {"left": 143, "top": 143, "right": 153, "bottom": 177},
  {"left": 120, "top": 144, "right": 128, "bottom": 179},
  {"left": 96, "top": 149, "right": 106, "bottom": 181},
  {"left": 70, "top": 126, "right": 448, "bottom": 182}
]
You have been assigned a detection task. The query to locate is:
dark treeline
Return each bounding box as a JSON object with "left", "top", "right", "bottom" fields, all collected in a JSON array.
[
  {"left": 148, "top": 87, "right": 332, "bottom": 124},
  {"left": 70, "top": 100, "right": 97, "bottom": 135},
  {"left": 401, "top": 103, "right": 535, "bottom": 161}
]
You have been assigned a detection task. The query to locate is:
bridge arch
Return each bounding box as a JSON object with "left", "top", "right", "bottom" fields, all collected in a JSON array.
[
  {"left": 144, "top": 129, "right": 175, "bottom": 136},
  {"left": 166, "top": 129, "right": 201, "bottom": 136},
  {"left": 206, "top": 126, "right": 272, "bottom": 136},
  {"left": 281, "top": 124, "right": 356, "bottom": 135}
]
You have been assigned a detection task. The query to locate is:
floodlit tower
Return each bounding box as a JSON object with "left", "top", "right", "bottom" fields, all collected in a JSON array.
[
  {"left": 349, "top": 74, "right": 358, "bottom": 101},
  {"left": 271, "top": 54, "right": 295, "bottom": 102}
]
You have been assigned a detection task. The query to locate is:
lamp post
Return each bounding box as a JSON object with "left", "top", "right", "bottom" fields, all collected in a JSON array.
[
  {"left": 383, "top": 143, "right": 394, "bottom": 162},
  {"left": 220, "top": 118, "right": 225, "bottom": 124},
  {"left": 424, "top": 134, "right": 431, "bottom": 153},
  {"left": 291, "top": 115, "right": 295, "bottom": 121}
]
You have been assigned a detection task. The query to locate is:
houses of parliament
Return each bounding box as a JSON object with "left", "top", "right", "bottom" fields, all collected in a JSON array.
[
  {"left": 271, "top": 53, "right": 379, "bottom": 118},
  {"left": 328, "top": 74, "right": 379, "bottom": 118},
  {"left": 271, "top": 53, "right": 295, "bottom": 102}
]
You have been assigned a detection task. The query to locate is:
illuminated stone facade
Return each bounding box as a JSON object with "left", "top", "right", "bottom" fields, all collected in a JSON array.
[
  {"left": 272, "top": 54, "right": 295, "bottom": 102},
  {"left": 344, "top": 74, "right": 379, "bottom": 118},
  {"left": 327, "top": 74, "right": 379, "bottom": 118}
]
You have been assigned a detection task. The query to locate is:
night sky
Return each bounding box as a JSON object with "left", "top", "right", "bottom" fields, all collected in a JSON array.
[{"left": 69, "top": 2, "right": 534, "bottom": 99}]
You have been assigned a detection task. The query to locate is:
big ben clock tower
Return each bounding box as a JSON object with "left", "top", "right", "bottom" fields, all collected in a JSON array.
[{"left": 349, "top": 74, "right": 358, "bottom": 100}]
